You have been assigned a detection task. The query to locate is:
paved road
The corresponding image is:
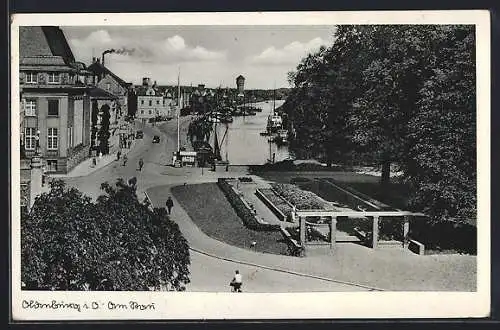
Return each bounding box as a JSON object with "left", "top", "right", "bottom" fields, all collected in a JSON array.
[{"left": 188, "top": 250, "right": 366, "bottom": 292}]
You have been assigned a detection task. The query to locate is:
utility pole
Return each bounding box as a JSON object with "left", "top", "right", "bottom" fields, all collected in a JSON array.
[{"left": 177, "top": 67, "right": 181, "bottom": 153}]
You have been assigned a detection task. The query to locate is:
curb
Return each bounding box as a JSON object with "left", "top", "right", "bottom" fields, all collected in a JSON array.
[{"left": 143, "top": 188, "right": 384, "bottom": 292}]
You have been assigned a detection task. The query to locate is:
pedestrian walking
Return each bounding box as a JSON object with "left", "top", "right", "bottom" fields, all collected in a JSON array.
[
  {"left": 92, "top": 157, "right": 97, "bottom": 168},
  {"left": 138, "top": 158, "right": 144, "bottom": 171},
  {"left": 122, "top": 154, "right": 128, "bottom": 166},
  {"left": 98, "top": 151, "right": 103, "bottom": 162},
  {"left": 117, "top": 150, "right": 122, "bottom": 160},
  {"left": 166, "top": 196, "right": 174, "bottom": 215},
  {"left": 229, "top": 270, "right": 243, "bottom": 292}
]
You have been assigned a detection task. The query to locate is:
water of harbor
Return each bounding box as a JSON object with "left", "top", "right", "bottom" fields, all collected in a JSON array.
[{"left": 213, "top": 100, "right": 291, "bottom": 165}]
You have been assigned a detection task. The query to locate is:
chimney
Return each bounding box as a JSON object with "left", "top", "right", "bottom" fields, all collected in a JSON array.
[{"left": 142, "top": 77, "right": 150, "bottom": 86}]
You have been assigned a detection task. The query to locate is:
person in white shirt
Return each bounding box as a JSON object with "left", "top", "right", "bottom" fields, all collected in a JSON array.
[{"left": 230, "top": 270, "right": 243, "bottom": 292}]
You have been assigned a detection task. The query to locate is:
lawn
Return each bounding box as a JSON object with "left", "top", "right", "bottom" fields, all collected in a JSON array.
[{"left": 171, "top": 183, "right": 289, "bottom": 255}]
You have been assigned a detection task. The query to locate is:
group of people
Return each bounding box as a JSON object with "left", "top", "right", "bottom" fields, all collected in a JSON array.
[{"left": 116, "top": 150, "right": 146, "bottom": 171}]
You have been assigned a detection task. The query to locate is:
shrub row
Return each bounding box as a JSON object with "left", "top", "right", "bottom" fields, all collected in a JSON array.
[{"left": 217, "top": 179, "right": 281, "bottom": 232}]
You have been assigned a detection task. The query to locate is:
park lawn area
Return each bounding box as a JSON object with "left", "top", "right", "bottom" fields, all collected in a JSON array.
[{"left": 171, "top": 183, "right": 289, "bottom": 255}]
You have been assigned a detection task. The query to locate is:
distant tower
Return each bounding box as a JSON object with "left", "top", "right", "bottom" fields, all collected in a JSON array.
[{"left": 236, "top": 75, "right": 245, "bottom": 96}]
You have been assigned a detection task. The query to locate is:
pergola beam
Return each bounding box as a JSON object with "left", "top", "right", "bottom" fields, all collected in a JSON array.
[{"left": 295, "top": 210, "right": 425, "bottom": 218}]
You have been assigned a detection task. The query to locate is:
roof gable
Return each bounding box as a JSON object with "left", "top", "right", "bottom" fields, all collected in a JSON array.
[
  {"left": 20, "top": 26, "right": 75, "bottom": 65},
  {"left": 87, "top": 62, "right": 129, "bottom": 87}
]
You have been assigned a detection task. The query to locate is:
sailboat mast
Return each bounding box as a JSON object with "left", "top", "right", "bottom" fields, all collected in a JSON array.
[{"left": 177, "top": 68, "right": 181, "bottom": 153}]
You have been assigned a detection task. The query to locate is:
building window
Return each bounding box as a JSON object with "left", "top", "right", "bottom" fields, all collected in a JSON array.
[
  {"left": 24, "top": 99, "right": 37, "bottom": 116},
  {"left": 149, "top": 110, "right": 152, "bottom": 115},
  {"left": 149, "top": 100, "right": 152, "bottom": 106},
  {"left": 46, "top": 160, "right": 58, "bottom": 172},
  {"left": 48, "top": 99, "right": 59, "bottom": 116},
  {"left": 25, "top": 72, "right": 37, "bottom": 84},
  {"left": 141, "top": 110, "right": 144, "bottom": 114},
  {"left": 157, "top": 100, "right": 160, "bottom": 105},
  {"left": 47, "top": 72, "right": 60, "bottom": 84},
  {"left": 24, "top": 127, "right": 36, "bottom": 150},
  {"left": 106, "top": 82, "right": 111, "bottom": 91},
  {"left": 141, "top": 100, "right": 144, "bottom": 105},
  {"left": 47, "top": 128, "right": 58, "bottom": 150}
]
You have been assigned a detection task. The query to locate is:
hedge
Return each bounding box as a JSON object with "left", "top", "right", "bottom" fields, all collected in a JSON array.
[{"left": 217, "top": 179, "right": 281, "bottom": 232}]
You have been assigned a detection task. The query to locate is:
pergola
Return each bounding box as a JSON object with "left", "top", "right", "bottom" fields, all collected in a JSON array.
[{"left": 295, "top": 210, "right": 426, "bottom": 251}]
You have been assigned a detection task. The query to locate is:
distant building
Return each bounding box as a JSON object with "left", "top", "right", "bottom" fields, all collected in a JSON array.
[
  {"left": 236, "top": 75, "right": 245, "bottom": 96},
  {"left": 136, "top": 78, "right": 172, "bottom": 119}
]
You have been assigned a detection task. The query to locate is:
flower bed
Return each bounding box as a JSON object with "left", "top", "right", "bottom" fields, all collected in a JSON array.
[
  {"left": 271, "top": 183, "right": 334, "bottom": 211},
  {"left": 256, "top": 188, "right": 291, "bottom": 221},
  {"left": 217, "top": 179, "right": 280, "bottom": 231}
]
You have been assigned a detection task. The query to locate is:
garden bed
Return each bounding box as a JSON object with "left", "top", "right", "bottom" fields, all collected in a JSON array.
[
  {"left": 217, "top": 179, "right": 280, "bottom": 231},
  {"left": 271, "top": 183, "right": 335, "bottom": 211},
  {"left": 256, "top": 188, "right": 292, "bottom": 221},
  {"left": 171, "top": 183, "right": 289, "bottom": 255}
]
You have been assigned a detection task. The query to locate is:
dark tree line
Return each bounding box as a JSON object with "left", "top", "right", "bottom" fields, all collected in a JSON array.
[{"left": 283, "top": 25, "right": 476, "bottom": 223}]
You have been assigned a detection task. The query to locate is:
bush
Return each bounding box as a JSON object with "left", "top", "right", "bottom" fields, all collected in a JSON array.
[
  {"left": 22, "top": 179, "right": 190, "bottom": 291},
  {"left": 409, "top": 217, "right": 476, "bottom": 254},
  {"left": 217, "top": 179, "right": 280, "bottom": 231}
]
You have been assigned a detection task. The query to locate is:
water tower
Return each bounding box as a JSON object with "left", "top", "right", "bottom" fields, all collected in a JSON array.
[{"left": 236, "top": 75, "right": 245, "bottom": 96}]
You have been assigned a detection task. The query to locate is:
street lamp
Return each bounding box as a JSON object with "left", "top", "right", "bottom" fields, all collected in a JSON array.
[{"left": 35, "top": 129, "right": 41, "bottom": 155}]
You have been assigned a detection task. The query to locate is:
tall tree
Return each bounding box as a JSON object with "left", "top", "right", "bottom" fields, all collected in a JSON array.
[
  {"left": 22, "top": 179, "right": 191, "bottom": 291},
  {"left": 402, "top": 25, "right": 476, "bottom": 223}
]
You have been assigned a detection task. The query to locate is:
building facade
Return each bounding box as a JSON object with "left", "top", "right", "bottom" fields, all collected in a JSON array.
[
  {"left": 87, "top": 58, "right": 131, "bottom": 124},
  {"left": 19, "top": 26, "right": 116, "bottom": 176},
  {"left": 19, "top": 26, "right": 96, "bottom": 175},
  {"left": 136, "top": 78, "right": 172, "bottom": 120}
]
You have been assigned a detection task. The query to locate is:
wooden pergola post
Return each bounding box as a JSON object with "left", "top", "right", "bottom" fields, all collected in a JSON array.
[
  {"left": 372, "top": 216, "right": 379, "bottom": 249},
  {"left": 403, "top": 215, "right": 411, "bottom": 249},
  {"left": 299, "top": 216, "right": 306, "bottom": 247},
  {"left": 329, "top": 216, "right": 337, "bottom": 251}
]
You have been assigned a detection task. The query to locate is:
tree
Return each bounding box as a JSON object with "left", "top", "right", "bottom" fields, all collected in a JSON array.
[
  {"left": 402, "top": 26, "right": 476, "bottom": 223},
  {"left": 22, "top": 179, "right": 190, "bottom": 291},
  {"left": 284, "top": 25, "right": 476, "bottom": 224},
  {"left": 97, "top": 104, "right": 111, "bottom": 155}
]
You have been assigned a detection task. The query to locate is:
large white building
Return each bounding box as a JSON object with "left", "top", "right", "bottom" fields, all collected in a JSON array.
[{"left": 136, "top": 78, "right": 174, "bottom": 120}]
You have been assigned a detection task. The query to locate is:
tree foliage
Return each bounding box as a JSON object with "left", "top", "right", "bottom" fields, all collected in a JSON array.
[
  {"left": 284, "top": 25, "right": 476, "bottom": 223},
  {"left": 22, "top": 179, "right": 190, "bottom": 291}
]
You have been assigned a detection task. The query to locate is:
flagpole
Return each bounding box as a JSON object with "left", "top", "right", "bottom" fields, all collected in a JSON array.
[{"left": 177, "top": 67, "right": 181, "bottom": 153}]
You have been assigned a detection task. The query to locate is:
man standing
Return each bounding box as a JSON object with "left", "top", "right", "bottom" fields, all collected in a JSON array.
[
  {"left": 230, "top": 270, "right": 243, "bottom": 292},
  {"left": 138, "top": 158, "right": 144, "bottom": 171},
  {"left": 166, "top": 196, "right": 174, "bottom": 215}
]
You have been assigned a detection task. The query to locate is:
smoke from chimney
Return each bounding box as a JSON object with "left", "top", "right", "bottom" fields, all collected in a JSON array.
[{"left": 101, "top": 47, "right": 136, "bottom": 66}]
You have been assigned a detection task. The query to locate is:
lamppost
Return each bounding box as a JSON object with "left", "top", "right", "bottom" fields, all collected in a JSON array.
[{"left": 30, "top": 129, "right": 44, "bottom": 209}]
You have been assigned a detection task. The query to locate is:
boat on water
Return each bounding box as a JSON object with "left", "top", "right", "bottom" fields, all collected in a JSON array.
[
  {"left": 267, "top": 114, "right": 283, "bottom": 134},
  {"left": 274, "top": 129, "right": 289, "bottom": 145}
]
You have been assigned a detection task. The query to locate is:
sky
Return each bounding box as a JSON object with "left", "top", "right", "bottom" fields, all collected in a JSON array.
[{"left": 62, "top": 25, "right": 336, "bottom": 89}]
